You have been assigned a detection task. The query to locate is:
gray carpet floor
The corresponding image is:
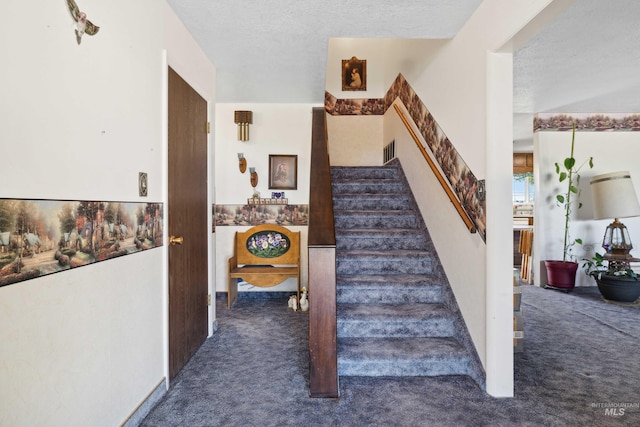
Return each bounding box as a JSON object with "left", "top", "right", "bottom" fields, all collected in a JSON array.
[{"left": 141, "top": 285, "right": 640, "bottom": 426}]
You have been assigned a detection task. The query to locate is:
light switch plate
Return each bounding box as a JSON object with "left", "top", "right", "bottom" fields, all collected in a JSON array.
[{"left": 139, "top": 172, "right": 148, "bottom": 197}]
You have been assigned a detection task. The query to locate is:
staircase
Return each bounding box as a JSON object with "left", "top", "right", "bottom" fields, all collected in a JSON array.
[{"left": 331, "top": 161, "right": 484, "bottom": 387}]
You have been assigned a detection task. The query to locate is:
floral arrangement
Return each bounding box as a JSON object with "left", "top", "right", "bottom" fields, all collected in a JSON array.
[{"left": 246, "top": 231, "right": 290, "bottom": 258}]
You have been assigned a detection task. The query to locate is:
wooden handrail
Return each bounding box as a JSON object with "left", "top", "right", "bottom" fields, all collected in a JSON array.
[
  {"left": 307, "top": 107, "right": 338, "bottom": 398},
  {"left": 393, "top": 103, "right": 476, "bottom": 234},
  {"left": 308, "top": 108, "right": 336, "bottom": 247}
]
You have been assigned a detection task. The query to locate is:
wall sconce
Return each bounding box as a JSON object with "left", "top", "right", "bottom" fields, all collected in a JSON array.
[
  {"left": 234, "top": 110, "right": 253, "bottom": 141},
  {"left": 249, "top": 167, "right": 258, "bottom": 188},
  {"left": 591, "top": 171, "right": 640, "bottom": 261},
  {"left": 238, "top": 153, "right": 246, "bottom": 173}
]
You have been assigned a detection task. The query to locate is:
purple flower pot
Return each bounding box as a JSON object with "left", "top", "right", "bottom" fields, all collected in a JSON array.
[{"left": 544, "top": 260, "right": 578, "bottom": 291}]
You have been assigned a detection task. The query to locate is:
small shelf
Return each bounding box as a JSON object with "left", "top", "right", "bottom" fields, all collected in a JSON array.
[{"left": 247, "top": 198, "right": 289, "bottom": 205}]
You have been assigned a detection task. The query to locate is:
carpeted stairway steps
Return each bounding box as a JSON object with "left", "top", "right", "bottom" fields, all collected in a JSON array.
[{"left": 332, "top": 162, "right": 483, "bottom": 384}]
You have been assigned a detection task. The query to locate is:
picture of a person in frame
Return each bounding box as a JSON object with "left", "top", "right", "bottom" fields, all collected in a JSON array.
[
  {"left": 349, "top": 67, "right": 362, "bottom": 88},
  {"left": 275, "top": 162, "right": 288, "bottom": 184},
  {"left": 342, "top": 57, "right": 366, "bottom": 91}
]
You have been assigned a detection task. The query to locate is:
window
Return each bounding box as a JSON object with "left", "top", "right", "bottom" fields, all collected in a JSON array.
[{"left": 513, "top": 173, "right": 534, "bottom": 204}]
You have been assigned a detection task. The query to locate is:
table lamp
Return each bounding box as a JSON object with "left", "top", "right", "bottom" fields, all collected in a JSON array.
[{"left": 590, "top": 171, "right": 640, "bottom": 261}]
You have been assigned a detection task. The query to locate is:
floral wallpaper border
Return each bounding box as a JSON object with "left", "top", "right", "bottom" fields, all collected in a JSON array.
[{"left": 534, "top": 113, "right": 640, "bottom": 132}]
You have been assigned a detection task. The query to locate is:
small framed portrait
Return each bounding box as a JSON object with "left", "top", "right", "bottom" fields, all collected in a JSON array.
[
  {"left": 342, "top": 57, "right": 366, "bottom": 91},
  {"left": 269, "top": 154, "right": 298, "bottom": 190}
]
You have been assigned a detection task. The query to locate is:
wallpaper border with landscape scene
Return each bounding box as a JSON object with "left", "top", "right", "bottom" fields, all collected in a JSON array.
[
  {"left": 214, "top": 204, "right": 309, "bottom": 228},
  {"left": 325, "top": 73, "right": 486, "bottom": 241},
  {"left": 0, "top": 199, "right": 163, "bottom": 288}
]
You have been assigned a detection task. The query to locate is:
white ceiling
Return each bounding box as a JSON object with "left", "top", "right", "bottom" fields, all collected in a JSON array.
[{"left": 166, "top": 0, "right": 640, "bottom": 150}]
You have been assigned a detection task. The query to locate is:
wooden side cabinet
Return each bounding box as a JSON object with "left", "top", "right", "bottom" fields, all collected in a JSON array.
[{"left": 513, "top": 153, "right": 533, "bottom": 173}]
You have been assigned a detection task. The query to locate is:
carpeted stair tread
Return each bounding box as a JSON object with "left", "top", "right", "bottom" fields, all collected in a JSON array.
[
  {"left": 336, "top": 250, "right": 434, "bottom": 275},
  {"left": 338, "top": 302, "right": 451, "bottom": 319},
  {"left": 331, "top": 162, "right": 482, "bottom": 386},
  {"left": 337, "top": 249, "right": 432, "bottom": 257},
  {"left": 332, "top": 194, "right": 412, "bottom": 210},
  {"left": 335, "top": 228, "right": 428, "bottom": 250},
  {"left": 337, "top": 274, "right": 443, "bottom": 304},
  {"left": 338, "top": 303, "right": 456, "bottom": 338},
  {"left": 338, "top": 337, "right": 471, "bottom": 377},
  {"left": 335, "top": 227, "right": 426, "bottom": 235},
  {"left": 334, "top": 210, "right": 419, "bottom": 229},
  {"left": 333, "top": 209, "right": 417, "bottom": 216},
  {"left": 331, "top": 166, "right": 399, "bottom": 180},
  {"left": 332, "top": 180, "right": 405, "bottom": 194},
  {"left": 337, "top": 273, "right": 442, "bottom": 287}
]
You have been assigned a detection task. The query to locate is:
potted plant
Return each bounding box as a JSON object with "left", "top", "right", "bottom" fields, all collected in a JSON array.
[
  {"left": 544, "top": 124, "right": 593, "bottom": 291},
  {"left": 583, "top": 253, "right": 640, "bottom": 303}
]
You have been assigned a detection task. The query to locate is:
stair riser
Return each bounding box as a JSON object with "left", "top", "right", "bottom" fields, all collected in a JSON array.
[
  {"left": 337, "top": 256, "right": 433, "bottom": 275},
  {"left": 332, "top": 197, "right": 412, "bottom": 211},
  {"left": 332, "top": 181, "right": 405, "bottom": 194},
  {"left": 331, "top": 168, "right": 398, "bottom": 180},
  {"left": 338, "top": 359, "right": 471, "bottom": 377},
  {"left": 336, "top": 236, "right": 427, "bottom": 251},
  {"left": 337, "top": 287, "right": 442, "bottom": 304},
  {"left": 337, "top": 319, "right": 455, "bottom": 338},
  {"left": 334, "top": 213, "right": 418, "bottom": 229}
]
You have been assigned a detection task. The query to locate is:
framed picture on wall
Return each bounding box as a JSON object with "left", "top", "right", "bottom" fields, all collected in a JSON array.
[
  {"left": 269, "top": 154, "right": 298, "bottom": 190},
  {"left": 342, "top": 56, "right": 366, "bottom": 91}
]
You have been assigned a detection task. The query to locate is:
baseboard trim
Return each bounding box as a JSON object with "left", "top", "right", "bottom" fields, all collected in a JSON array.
[
  {"left": 120, "top": 378, "right": 166, "bottom": 427},
  {"left": 216, "top": 291, "right": 294, "bottom": 300}
]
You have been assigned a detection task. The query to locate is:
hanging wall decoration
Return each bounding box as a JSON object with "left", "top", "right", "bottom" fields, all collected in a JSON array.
[
  {"left": 342, "top": 57, "right": 366, "bottom": 91},
  {"left": 66, "top": 0, "right": 100, "bottom": 45},
  {"left": 269, "top": 155, "right": 298, "bottom": 190}
]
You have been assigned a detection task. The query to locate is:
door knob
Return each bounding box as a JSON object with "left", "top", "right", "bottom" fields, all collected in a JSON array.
[{"left": 169, "top": 235, "right": 184, "bottom": 245}]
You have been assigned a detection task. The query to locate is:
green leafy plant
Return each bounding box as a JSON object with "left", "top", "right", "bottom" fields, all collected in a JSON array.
[
  {"left": 554, "top": 123, "right": 593, "bottom": 262},
  {"left": 582, "top": 252, "right": 638, "bottom": 280}
]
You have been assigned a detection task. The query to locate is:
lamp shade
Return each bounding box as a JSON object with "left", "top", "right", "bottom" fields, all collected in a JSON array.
[{"left": 590, "top": 171, "right": 640, "bottom": 220}]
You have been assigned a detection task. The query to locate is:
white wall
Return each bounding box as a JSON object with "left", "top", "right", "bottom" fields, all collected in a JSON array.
[
  {"left": 326, "top": 116, "right": 384, "bottom": 166},
  {"left": 534, "top": 127, "right": 640, "bottom": 288},
  {"left": 0, "top": 1, "right": 215, "bottom": 425},
  {"left": 385, "top": 100, "right": 488, "bottom": 360},
  {"left": 214, "top": 104, "right": 316, "bottom": 294},
  {"left": 395, "top": 0, "right": 564, "bottom": 397},
  {"left": 324, "top": 39, "right": 448, "bottom": 167},
  {"left": 326, "top": 38, "right": 447, "bottom": 99}
]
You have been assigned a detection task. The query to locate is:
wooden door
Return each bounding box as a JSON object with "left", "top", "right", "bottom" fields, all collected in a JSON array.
[{"left": 168, "top": 67, "right": 208, "bottom": 380}]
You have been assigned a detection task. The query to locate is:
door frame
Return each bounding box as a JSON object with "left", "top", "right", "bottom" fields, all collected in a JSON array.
[{"left": 162, "top": 54, "right": 215, "bottom": 387}]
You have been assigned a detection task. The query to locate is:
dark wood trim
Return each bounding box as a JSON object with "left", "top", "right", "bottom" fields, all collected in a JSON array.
[
  {"left": 308, "top": 108, "right": 336, "bottom": 247},
  {"left": 308, "top": 107, "right": 338, "bottom": 397},
  {"left": 168, "top": 67, "right": 209, "bottom": 380},
  {"left": 308, "top": 247, "right": 338, "bottom": 397}
]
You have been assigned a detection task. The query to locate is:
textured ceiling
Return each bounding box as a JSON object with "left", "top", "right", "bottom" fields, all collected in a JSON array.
[
  {"left": 513, "top": 0, "right": 640, "bottom": 148},
  {"left": 166, "top": 0, "right": 640, "bottom": 148},
  {"left": 166, "top": 0, "right": 482, "bottom": 103}
]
